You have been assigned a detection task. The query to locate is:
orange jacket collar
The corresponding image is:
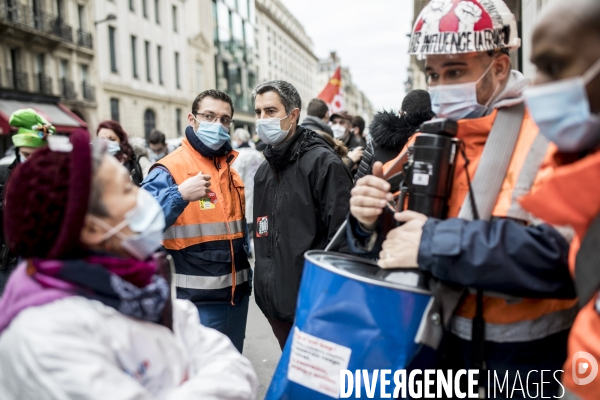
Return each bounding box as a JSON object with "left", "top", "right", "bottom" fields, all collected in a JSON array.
[{"left": 520, "top": 150, "right": 600, "bottom": 239}]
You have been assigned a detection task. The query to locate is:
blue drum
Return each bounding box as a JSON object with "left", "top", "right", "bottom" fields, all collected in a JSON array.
[{"left": 266, "top": 251, "right": 432, "bottom": 400}]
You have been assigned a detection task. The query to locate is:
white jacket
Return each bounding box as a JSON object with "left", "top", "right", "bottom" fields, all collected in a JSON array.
[{"left": 0, "top": 296, "right": 258, "bottom": 400}]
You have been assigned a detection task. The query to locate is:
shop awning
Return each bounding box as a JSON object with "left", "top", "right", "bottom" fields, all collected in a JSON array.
[{"left": 0, "top": 99, "right": 87, "bottom": 135}]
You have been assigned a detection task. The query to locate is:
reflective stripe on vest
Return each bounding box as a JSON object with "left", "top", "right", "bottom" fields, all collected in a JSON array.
[
  {"left": 451, "top": 305, "right": 578, "bottom": 343},
  {"left": 164, "top": 220, "right": 244, "bottom": 240},
  {"left": 175, "top": 268, "right": 250, "bottom": 290},
  {"left": 505, "top": 133, "right": 550, "bottom": 222}
]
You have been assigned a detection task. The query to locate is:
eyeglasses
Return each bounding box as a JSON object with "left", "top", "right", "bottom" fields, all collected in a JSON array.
[{"left": 193, "top": 112, "right": 233, "bottom": 128}]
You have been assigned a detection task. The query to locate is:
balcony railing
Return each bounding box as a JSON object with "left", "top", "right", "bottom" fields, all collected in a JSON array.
[
  {"left": 77, "top": 29, "right": 92, "bottom": 49},
  {"left": 82, "top": 82, "right": 95, "bottom": 102},
  {"left": 34, "top": 73, "right": 52, "bottom": 95},
  {"left": 59, "top": 77, "right": 76, "bottom": 99},
  {"left": 0, "top": 0, "right": 73, "bottom": 43},
  {"left": 50, "top": 18, "right": 73, "bottom": 42},
  {"left": 5, "top": 69, "right": 29, "bottom": 91}
]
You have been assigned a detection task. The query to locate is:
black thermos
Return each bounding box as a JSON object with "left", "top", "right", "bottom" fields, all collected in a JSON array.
[{"left": 405, "top": 118, "right": 459, "bottom": 219}]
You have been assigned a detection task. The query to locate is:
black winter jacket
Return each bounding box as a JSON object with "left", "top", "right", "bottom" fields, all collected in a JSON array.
[
  {"left": 253, "top": 126, "right": 353, "bottom": 323},
  {"left": 0, "top": 156, "right": 19, "bottom": 294}
]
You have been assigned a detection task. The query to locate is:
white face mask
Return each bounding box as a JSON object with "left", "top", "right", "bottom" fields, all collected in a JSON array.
[
  {"left": 331, "top": 124, "right": 347, "bottom": 139},
  {"left": 92, "top": 188, "right": 165, "bottom": 260},
  {"left": 19, "top": 154, "right": 27, "bottom": 163},
  {"left": 429, "top": 60, "right": 499, "bottom": 121},
  {"left": 256, "top": 113, "right": 292, "bottom": 145}
]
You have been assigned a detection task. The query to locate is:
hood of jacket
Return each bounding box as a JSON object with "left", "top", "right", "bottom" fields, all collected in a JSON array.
[
  {"left": 487, "top": 70, "right": 531, "bottom": 112},
  {"left": 263, "top": 125, "right": 332, "bottom": 172},
  {"left": 301, "top": 116, "right": 334, "bottom": 137},
  {"left": 369, "top": 109, "right": 436, "bottom": 153}
]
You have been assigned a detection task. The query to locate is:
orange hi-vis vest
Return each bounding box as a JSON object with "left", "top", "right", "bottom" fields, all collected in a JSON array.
[
  {"left": 155, "top": 138, "right": 247, "bottom": 304},
  {"left": 384, "top": 108, "right": 577, "bottom": 342},
  {"left": 521, "top": 150, "right": 600, "bottom": 399},
  {"left": 158, "top": 139, "right": 245, "bottom": 250}
]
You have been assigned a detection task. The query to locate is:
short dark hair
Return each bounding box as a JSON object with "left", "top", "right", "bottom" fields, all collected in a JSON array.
[
  {"left": 148, "top": 129, "right": 166, "bottom": 145},
  {"left": 352, "top": 116, "right": 366, "bottom": 134},
  {"left": 252, "top": 80, "right": 302, "bottom": 114},
  {"left": 192, "top": 89, "right": 234, "bottom": 117},
  {"left": 307, "top": 98, "right": 329, "bottom": 119}
]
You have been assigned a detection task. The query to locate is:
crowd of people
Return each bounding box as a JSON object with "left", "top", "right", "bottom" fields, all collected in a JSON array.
[{"left": 0, "top": 0, "right": 599, "bottom": 398}]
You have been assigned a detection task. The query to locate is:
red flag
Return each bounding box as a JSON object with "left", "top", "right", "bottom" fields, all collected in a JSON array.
[{"left": 318, "top": 67, "right": 342, "bottom": 104}]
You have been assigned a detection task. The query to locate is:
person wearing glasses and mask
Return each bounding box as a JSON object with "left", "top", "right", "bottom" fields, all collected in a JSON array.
[
  {"left": 252, "top": 81, "right": 353, "bottom": 348},
  {"left": 142, "top": 90, "right": 251, "bottom": 353}
]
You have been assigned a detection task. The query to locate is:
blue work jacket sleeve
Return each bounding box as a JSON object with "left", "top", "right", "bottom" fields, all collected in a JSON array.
[
  {"left": 417, "top": 217, "right": 576, "bottom": 299},
  {"left": 345, "top": 207, "right": 395, "bottom": 259},
  {"left": 142, "top": 167, "right": 188, "bottom": 228}
]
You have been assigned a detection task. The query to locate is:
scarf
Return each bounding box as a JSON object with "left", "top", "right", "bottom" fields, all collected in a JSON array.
[{"left": 0, "top": 254, "right": 171, "bottom": 334}]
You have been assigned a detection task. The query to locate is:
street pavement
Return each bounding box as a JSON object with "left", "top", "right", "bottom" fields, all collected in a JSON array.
[{"left": 243, "top": 258, "right": 281, "bottom": 399}]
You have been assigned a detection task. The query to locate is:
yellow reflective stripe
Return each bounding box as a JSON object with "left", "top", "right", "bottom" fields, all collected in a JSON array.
[
  {"left": 174, "top": 269, "right": 250, "bottom": 290},
  {"left": 164, "top": 220, "right": 244, "bottom": 240}
]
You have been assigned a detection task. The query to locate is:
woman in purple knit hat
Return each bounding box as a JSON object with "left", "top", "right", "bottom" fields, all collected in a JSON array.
[{"left": 0, "top": 130, "right": 257, "bottom": 400}]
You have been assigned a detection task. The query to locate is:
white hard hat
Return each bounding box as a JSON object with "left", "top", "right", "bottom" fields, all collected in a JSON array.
[{"left": 409, "top": 0, "right": 521, "bottom": 56}]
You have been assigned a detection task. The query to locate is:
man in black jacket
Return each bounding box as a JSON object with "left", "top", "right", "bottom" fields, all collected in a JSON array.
[
  {"left": 301, "top": 98, "right": 334, "bottom": 137},
  {"left": 252, "top": 80, "right": 353, "bottom": 348}
]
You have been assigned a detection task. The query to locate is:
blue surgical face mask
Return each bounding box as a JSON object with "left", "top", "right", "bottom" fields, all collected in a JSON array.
[
  {"left": 149, "top": 151, "right": 167, "bottom": 162},
  {"left": 256, "top": 113, "right": 292, "bottom": 145},
  {"left": 524, "top": 58, "right": 600, "bottom": 153},
  {"left": 429, "top": 61, "right": 499, "bottom": 121},
  {"left": 106, "top": 140, "right": 121, "bottom": 156},
  {"left": 194, "top": 119, "right": 230, "bottom": 150}
]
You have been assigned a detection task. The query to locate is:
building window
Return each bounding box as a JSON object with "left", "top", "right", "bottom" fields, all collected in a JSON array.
[
  {"left": 77, "top": 5, "right": 85, "bottom": 30},
  {"left": 131, "top": 35, "right": 138, "bottom": 78},
  {"left": 80, "top": 64, "right": 89, "bottom": 87},
  {"left": 176, "top": 108, "right": 182, "bottom": 135},
  {"left": 154, "top": 0, "right": 160, "bottom": 24},
  {"left": 144, "top": 109, "right": 156, "bottom": 140},
  {"left": 55, "top": 0, "right": 64, "bottom": 20},
  {"left": 145, "top": 41, "right": 151, "bottom": 82},
  {"left": 172, "top": 5, "right": 177, "bottom": 33},
  {"left": 109, "top": 26, "right": 117, "bottom": 72},
  {"left": 35, "top": 53, "right": 45, "bottom": 76},
  {"left": 195, "top": 61, "right": 203, "bottom": 93},
  {"left": 157, "top": 45, "right": 163, "bottom": 85},
  {"left": 59, "top": 59, "right": 69, "bottom": 78},
  {"left": 129, "top": 0, "right": 134, "bottom": 11},
  {"left": 110, "top": 98, "right": 120, "bottom": 122},
  {"left": 175, "top": 52, "right": 180, "bottom": 89},
  {"left": 142, "top": 0, "right": 147, "bottom": 17}
]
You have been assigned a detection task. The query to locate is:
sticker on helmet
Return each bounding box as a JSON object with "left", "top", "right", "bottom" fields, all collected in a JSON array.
[{"left": 409, "top": 0, "right": 520, "bottom": 56}]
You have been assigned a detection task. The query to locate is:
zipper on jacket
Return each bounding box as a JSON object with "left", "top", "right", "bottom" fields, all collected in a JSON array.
[{"left": 266, "top": 175, "right": 280, "bottom": 319}]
